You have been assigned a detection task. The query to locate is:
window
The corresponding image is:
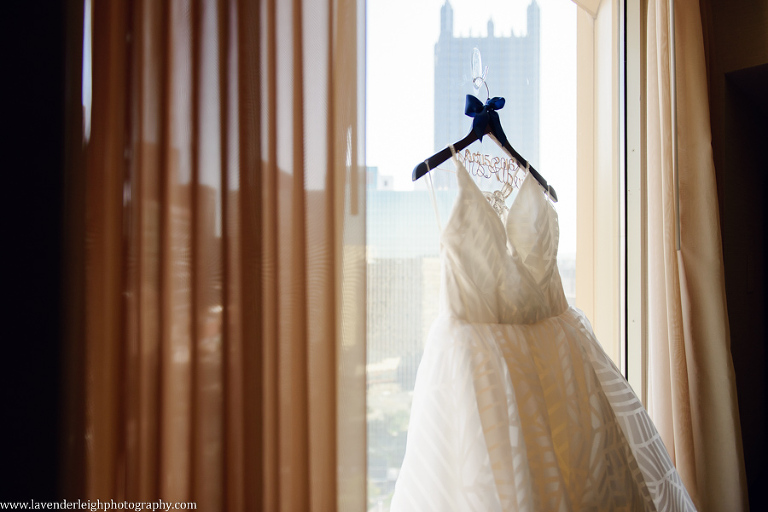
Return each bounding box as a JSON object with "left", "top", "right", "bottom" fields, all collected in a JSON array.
[
  {"left": 365, "top": 1, "right": 579, "bottom": 508},
  {"left": 365, "top": 0, "right": 632, "bottom": 508}
]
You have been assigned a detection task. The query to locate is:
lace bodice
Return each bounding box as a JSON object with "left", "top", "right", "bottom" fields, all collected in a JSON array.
[{"left": 440, "top": 157, "right": 568, "bottom": 324}]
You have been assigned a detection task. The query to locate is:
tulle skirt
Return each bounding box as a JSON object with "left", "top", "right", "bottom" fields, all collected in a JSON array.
[{"left": 390, "top": 308, "right": 696, "bottom": 512}]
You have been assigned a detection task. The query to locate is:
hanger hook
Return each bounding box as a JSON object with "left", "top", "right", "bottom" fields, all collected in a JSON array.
[
  {"left": 471, "top": 48, "right": 490, "bottom": 102},
  {"left": 472, "top": 71, "right": 490, "bottom": 102}
]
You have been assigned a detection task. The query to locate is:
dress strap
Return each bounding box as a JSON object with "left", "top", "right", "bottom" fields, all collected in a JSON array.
[{"left": 425, "top": 161, "right": 442, "bottom": 233}]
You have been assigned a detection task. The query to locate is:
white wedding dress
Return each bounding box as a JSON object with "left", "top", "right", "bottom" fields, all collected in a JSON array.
[{"left": 390, "top": 151, "right": 696, "bottom": 511}]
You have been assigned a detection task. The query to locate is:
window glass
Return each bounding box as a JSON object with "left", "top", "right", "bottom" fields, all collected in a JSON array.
[{"left": 366, "top": 1, "right": 576, "bottom": 508}]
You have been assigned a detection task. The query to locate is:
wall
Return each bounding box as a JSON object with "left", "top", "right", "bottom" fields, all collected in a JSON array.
[
  {"left": 702, "top": 0, "right": 768, "bottom": 509},
  {"left": 1, "top": 1, "right": 67, "bottom": 501}
]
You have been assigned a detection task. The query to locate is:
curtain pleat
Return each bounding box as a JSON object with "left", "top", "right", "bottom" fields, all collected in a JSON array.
[
  {"left": 645, "top": 0, "right": 748, "bottom": 510},
  {"left": 62, "top": 0, "right": 366, "bottom": 510}
]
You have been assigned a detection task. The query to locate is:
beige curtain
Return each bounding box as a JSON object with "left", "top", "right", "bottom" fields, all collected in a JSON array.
[
  {"left": 645, "top": 0, "right": 748, "bottom": 509},
  {"left": 60, "top": 1, "right": 366, "bottom": 511}
]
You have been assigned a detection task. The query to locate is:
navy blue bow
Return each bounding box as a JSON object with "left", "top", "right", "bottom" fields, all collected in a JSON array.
[{"left": 465, "top": 95, "right": 508, "bottom": 144}]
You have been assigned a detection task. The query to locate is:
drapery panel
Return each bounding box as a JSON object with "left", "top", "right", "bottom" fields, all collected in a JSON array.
[
  {"left": 61, "top": 1, "right": 366, "bottom": 511},
  {"left": 645, "top": 0, "right": 748, "bottom": 510}
]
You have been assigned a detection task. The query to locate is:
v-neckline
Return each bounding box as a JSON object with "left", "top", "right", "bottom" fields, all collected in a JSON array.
[
  {"left": 446, "top": 153, "right": 532, "bottom": 247},
  {"left": 439, "top": 153, "right": 560, "bottom": 289}
]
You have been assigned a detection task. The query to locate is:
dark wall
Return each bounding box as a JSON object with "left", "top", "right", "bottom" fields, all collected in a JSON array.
[
  {"left": 723, "top": 63, "right": 768, "bottom": 512},
  {"left": 703, "top": 0, "right": 768, "bottom": 509},
  {"left": 1, "top": 1, "right": 66, "bottom": 501}
]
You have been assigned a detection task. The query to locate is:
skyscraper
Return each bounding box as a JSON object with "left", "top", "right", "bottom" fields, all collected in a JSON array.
[{"left": 433, "top": 0, "right": 540, "bottom": 189}]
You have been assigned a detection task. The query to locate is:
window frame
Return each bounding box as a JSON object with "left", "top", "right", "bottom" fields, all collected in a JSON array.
[
  {"left": 624, "top": 0, "right": 646, "bottom": 402},
  {"left": 575, "top": 0, "right": 645, "bottom": 399}
]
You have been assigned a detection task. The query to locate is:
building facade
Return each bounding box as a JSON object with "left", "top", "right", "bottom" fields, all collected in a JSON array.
[{"left": 433, "top": 0, "right": 540, "bottom": 189}]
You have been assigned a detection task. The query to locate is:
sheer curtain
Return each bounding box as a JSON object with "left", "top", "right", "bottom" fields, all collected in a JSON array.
[
  {"left": 645, "top": 0, "right": 748, "bottom": 510},
  {"left": 60, "top": 1, "right": 366, "bottom": 511}
]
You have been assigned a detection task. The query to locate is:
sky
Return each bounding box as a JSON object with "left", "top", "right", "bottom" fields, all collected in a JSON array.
[{"left": 366, "top": 0, "right": 578, "bottom": 257}]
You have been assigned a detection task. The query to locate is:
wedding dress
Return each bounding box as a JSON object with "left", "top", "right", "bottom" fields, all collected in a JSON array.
[{"left": 390, "top": 150, "right": 696, "bottom": 511}]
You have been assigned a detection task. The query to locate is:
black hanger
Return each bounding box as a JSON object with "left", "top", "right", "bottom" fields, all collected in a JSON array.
[{"left": 412, "top": 95, "right": 557, "bottom": 202}]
